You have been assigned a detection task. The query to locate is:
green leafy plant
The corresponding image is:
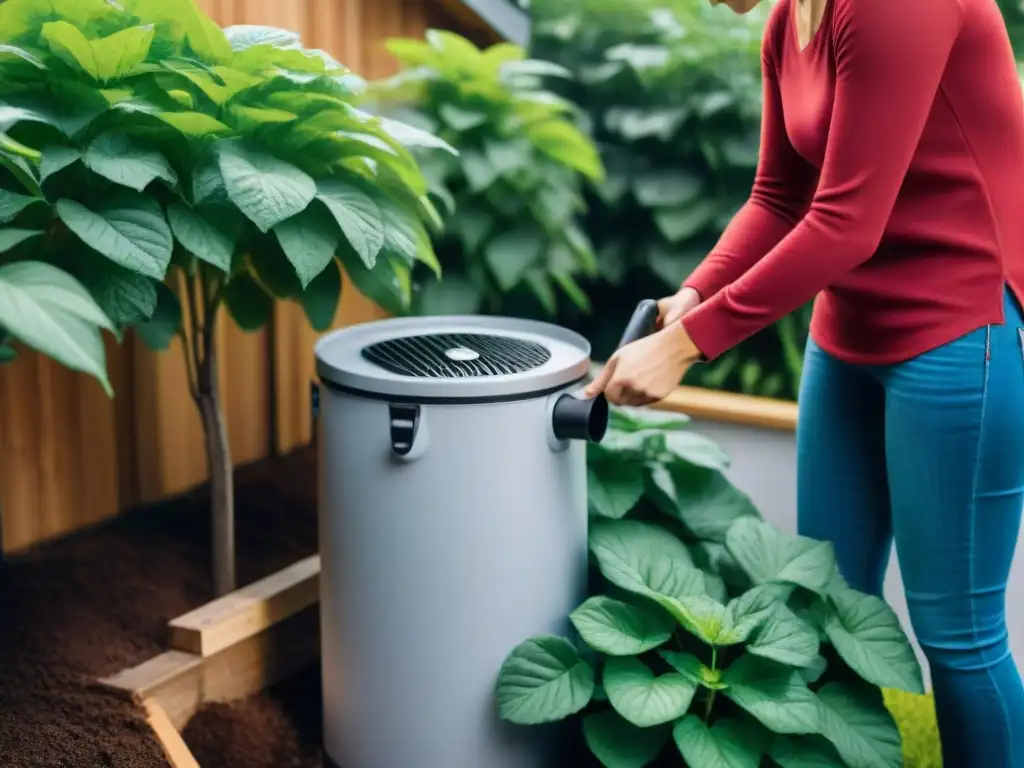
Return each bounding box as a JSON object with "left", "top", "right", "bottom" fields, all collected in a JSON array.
[
  {"left": 0, "top": 0, "right": 448, "bottom": 594},
  {"left": 497, "top": 408, "right": 925, "bottom": 767},
  {"left": 529, "top": 0, "right": 810, "bottom": 400},
  {"left": 369, "top": 30, "right": 604, "bottom": 317}
]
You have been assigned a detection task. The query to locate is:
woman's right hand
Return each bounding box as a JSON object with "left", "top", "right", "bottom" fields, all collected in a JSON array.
[{"left": 656, "top": 287, "right": 702, "bottom": 329}]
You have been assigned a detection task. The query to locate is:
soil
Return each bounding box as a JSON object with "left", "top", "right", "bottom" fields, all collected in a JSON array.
[{"left": 0, "top": 448, "right": 318, "bottom": 768}]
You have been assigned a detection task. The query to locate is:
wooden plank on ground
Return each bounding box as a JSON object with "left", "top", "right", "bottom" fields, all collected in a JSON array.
[
  {"left": 143, "top": 697, "right": 201, "bottom": 768},
  {"left": 98, "top": 651, "right": 204, "bottom": 729},
  {"left": 168, "top": 555, "right": 321, "bottom": 656}
]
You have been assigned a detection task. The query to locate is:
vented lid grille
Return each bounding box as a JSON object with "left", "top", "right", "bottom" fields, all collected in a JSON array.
[{"left": 361, "top": 332, "right": 551, "bottom": 378}]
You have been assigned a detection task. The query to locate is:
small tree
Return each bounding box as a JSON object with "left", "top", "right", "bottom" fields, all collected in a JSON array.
[
  {"left": 370, "top": 31, "right": 604, "bottom": 318},
  {"left": 0, "top": 0, "right": 449, "bottom": 595}
]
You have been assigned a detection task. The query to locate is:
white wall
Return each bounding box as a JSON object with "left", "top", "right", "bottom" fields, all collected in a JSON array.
[{"left": 690, "top": 417, "right": 1024, "bottom": 690}]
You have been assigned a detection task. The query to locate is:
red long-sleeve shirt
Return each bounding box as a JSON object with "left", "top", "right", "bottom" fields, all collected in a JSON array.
[{"left": 681, "top": 0, "right": 1024, "bottom": 364}]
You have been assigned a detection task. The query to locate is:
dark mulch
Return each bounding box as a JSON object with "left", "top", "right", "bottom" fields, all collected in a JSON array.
[{"left": 0, "top": 448, "right": 318, "bottom": 768}]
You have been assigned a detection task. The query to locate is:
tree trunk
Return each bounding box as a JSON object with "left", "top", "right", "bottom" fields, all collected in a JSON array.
[{"left": 197, "top": 329, "right": 235, "bottom": 596}]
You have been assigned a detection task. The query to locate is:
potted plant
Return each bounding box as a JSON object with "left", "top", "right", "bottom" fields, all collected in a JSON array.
[
  {"left": 0, "top": 0, "right": 450, "bottom": 594},
  {"left": 368, "top": 30, "right": 604, "bottom": 319},
  {"left": 497, "top": 408, "right": 927, "bottom": 767}
]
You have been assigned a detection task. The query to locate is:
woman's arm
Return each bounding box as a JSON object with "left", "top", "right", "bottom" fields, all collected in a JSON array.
[
  {"left": 681, "top": 0, "right": 963, "bottom": 361},
  {"left": 682, "top": 12, "right": 818, "bottom": 303}
]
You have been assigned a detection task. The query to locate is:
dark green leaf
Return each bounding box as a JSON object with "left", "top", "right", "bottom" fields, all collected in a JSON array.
[
  {"left": 224, "top": 272, "right": 273, "bottom": 331},
  {"left": 136, "top": 282, "right": 182, "bottom": 351},
  {"left": 299, "top": 257, "right": 341, "bottom": 332},
  {"left": 583, "top": 711, "right": 670, "bottom": 768},
  {"left": 274, "top": 204, "right": 340, "bottom": 288}
]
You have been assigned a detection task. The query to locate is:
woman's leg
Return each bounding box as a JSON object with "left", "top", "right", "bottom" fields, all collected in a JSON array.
[
  {"left": 882, "top": 291, "right": 1024, "bottom": 766},
  {"left": 797, "top": 339, "right": 892, "bottom": 595}
]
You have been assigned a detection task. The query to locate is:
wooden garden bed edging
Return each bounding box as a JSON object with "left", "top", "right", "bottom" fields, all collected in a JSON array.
[
  {"left": 143, "top": 697, "right": 201, "bottom": 768},
  {"left": 658, "top": 385, "right": 797, "bottom": 432}
]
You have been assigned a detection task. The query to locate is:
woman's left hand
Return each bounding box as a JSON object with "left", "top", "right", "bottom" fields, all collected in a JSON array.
[{"left": 584, "top": 322, "right": 702, "bottom": 406}]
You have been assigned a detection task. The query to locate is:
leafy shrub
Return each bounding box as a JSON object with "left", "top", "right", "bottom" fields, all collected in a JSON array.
[
  {"left": 0, "top": 0, "right": 446, "bottom": 593},
  {"left": 369, "top": 30, "right": 605, "bottom": 317},
  {"left": 497, "top": 408, "right": 924, "bottom": 767},
  {"left": 530, "top": 0, "right": 810, "bottom": 400}
]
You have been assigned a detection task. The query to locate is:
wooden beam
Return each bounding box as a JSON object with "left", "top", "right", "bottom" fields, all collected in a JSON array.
[
  {"left": 143, "top": 698, "right": 201, "bottom": 768},
  {"left": 657, "top": 385, "right": 798, "bottom": 432},
  {"left": 99, "top": 651, "right": 204, "bottom": 729},
  {"left": 168, "top": 555, "right": 320, "bottom": 656}
]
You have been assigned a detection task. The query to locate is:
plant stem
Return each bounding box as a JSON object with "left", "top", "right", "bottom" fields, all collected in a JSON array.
[
  {"left": 184, "top": 271, "right": 235, "bottom": 596},
  {"left": 704, "top": 647, "right": 718, "bottom": 723}
]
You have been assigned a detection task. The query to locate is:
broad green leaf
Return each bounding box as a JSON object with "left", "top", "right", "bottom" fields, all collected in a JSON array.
[
  {"left": 56, "top": 196, "right": 173, "bottom": 281},
  {"left": 484, "top": 228, "right": 544, "bottom": 290},
  {"left": 84, "top": 132, "right": 178, "bottom": 192},
  {"left": 610, "top": 408, "right": 690, "bottom": 432},
  {"left": 224, "top": 272, "right": 273, "bottom": 331},
  {"left": 660, "top": 465, "right": 760, "bottom": 542},
  {"left": 167, "top": 203, "right": 235, "bottom": 273},
  {"left": 768, "top": 736, "right": 846, "bottom": 768},
  {"left": 192, "top": 156, "right": 229, "bottom": 205},
  {"left": 378, "top": 115, "right": 457, "bottom": 155},
  {"left": 716, "top": 584, "right": 784, "bottom": 646},
  {"left": 663, "top": 430, "right": 731, "bottom": 470},
  {"left": 570, "top": 596, "right": 674, "bottom": 656},
  {"left": 748, "top": 603, "right": 820, "bottom": 669},
  {"left": 0, "top": 44, "right": 45, "bottom": 69},
  {"left": 136, "top": 282, "right": 181, "bottom": 351},
  {"left": 0, "top": 189, "right": 41, "bottom": 223},
  {"left": 439, "top": 103, "right": 488, "bottom": 131},
  {"left": 77, "top": 261, "right": 157, "bottom": 327},
  {"left": 583, "top": 711, "right": 670, "bottom": 768},
  {"left": 660, "top": 651, "right": 728, "bottom": 691},
  {"left": 156, "top": 111, "right": 232, "bottom": 136},
  {"left": 722, "top": 656, "right": 822, "bottom": 735},
  {"left": 815, "top": 682, "right": 902, "bottom": 768},
  {"left": 274, "top": 205, "right": 339, "bottom": 288},
  {"left": 495, "top": 635, "right": 594, "bottom": 725},
  {"left": 672, "top": 715, "right": 763, "bottom": 768},
  {"left": 587, "top": 459, "right": 645, "bottom": 519},
  {"left": 653, "top": 202, "right": 718, "bottom": 243},
  {"left": 725, "top": 517, "right": 837, "bottom": 595},
  {"left": 341, "top": 249, "right": 410, "bottom": 314},
  {"left": 588, "top": 519, "right": 698, "bottom": 599},
  {"left": 603, "top": 657, "right": 697, "bottom": 728},
  {"left": 375, "top": 192, "right": 438, "bottom": 274},
  {"left": 229, "top": 105, "right": 297, "bottom": 131},
  {"left": 0, "top": 227, "right": 41, "bottom": 252},
  {"left": 0, "top": 261, "right": 112, "bottom": 394},
  {"left": 41, "top": 22, "right": 154, "bottom": 81},
  {"left": 40, "top": 145, "right": 81, "bottom": 182},
  {"left": 414, "top": 276, "right": 482, "bottom": 315},
  {"left": 813, "top": 586, "right": 924, "bottom": 694},
  {"left": 300, "top": 257, "right": 341, "bottom": 332},
  {"left": 633, "top": 171, "right": 702, "bottom": 208},
  {"left": 218, "top": 142, "right": 316, "bottom": 232},
  {"left": 527, "top": 119, "right": 604, "bottom": 180},
  {"left": 316, "top": 178, "right": 384, "bottom": 267},
  {"left": 224, "top": 25, "right": 302, "bottom": 51}
]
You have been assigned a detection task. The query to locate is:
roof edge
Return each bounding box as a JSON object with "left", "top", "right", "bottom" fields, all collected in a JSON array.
[{"left": 457, "top": 0, "right": 530, "bottom": 46}]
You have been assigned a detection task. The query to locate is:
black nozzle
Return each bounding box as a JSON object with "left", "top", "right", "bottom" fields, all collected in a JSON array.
[
  {"left": 617, "top": 299, "right": 660, "bottom": 349},
  {"left": 552, "top": 391, "right": 609, "bottom": 443}
]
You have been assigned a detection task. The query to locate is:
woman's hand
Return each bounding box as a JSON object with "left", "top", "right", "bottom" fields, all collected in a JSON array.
[
  {"left": 657, "top": 286, "right": 701, "bottom": 328},
  {"left": 584, "top": 321, "right": 702, "bottom": 406}
]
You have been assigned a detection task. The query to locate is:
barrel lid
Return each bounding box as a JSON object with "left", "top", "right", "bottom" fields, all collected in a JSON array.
[{"left": 314, "top": 315, "right": 591, "bottom": 401}]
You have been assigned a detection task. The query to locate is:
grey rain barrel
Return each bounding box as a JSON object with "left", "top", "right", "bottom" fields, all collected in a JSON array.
[{"left": 315, "top": 314, "right": 615, "bottom": 768}]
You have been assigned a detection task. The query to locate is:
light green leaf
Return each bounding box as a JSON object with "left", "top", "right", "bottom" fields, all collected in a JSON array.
[
  {"left": 316, "top": 178, "right": 384, "bottom": 268},
  {"left": 156, "top": 111, "right": 232, "bottom": 136},
  {"left": 224, "top": 272, "right": 272, "bottom": 331},
  {"left": 588, "top": 459, "right": 645, "bottom": 519},
  {"left": 496, "top": 635, "right": 595, "bottom": 725},
  {"left": 41, "top": 22, "right": 154, "bottom": 81},
  {"left": 570, "top": 596, "right": 674, "bottom": 656},
  {"left": 725, "top": 517, "right": 837, "bottom": 595},
  {"left": 660, "top": 651, "right": 728, "bottom": 691},
  {"left": 716, "top": 584, "right": 785, "bottom": 646},
  {"left": 84, "top": 132, "right": 178, "bottom": 192},
  {"left": 378, "top": 115, "right": 457, "bottom": 155},
  {"left": 0, "top": 44, "right": 46, "bottom": 69},
  {"left": 672, "top": 715, "right": 763, "bottom": 768},
  {"left": 136, "top": 282, "right": 182, "bottom": 351},
  {"left": 526, "top": 119, "right": 604, "bottom": 181},
  {"left": 484, "top": 228, "right": 544, "bottom": 291},
  {"left": 0, "top": 227, "right": 41, "bottom": 252},
  {"left": 299, "top": 257, "right": 341, "bottom": 332},
  {"left": 0, "top": 261, "right": 113, "bottom": 394},
  {"left": 167, "top": 203, "right": 235, "bottom": 273},
  {"left": 375, "top": 192, "right": 438, "bottom": 274},
  {"left": 633, "top": 172, "right": 702, "bottom": 208},
  {"left": 663, "top": 430, "right": 731, "bottom": 470},
  {"left": 813, "top": 586, "right": 924, "bottom": 694},
  {"left": 40, "top": 21, "right": 98, "bottom": 78},
  {"left": 588, "top": 519, "right": 699, "bottom": 599},
  {"left": 722, "top": 656, "right": 822, "bottom": 735},
  {"left": 815, "top": 682, "right": 902, "bottom": 768},
  {"left": 748, "top": 604, "right": 821, "bottom": 669},
  {"left": 603, "top": 657, "right": 697, "bottom": 728},
  {"left": 218, "top": 143, "right": 316, "bottom": 233},
  {"left": 768, "top": 736, "right": 846, "bottom": 768},
  {"left": 56, "top": 195, "right": 173, "bottom": 281},
  {"left": 583, "top": 711, "right": 670, "bottom": 768},
  {"left": 224, "top": 25, "right": 302, "bottom": 51},
  {"left": 439, "top": 103, "right": 488, "bottom": 131},
  {"left": 40, "top": 145, "right": 82, "bottom": 182},
  {"left": 273, "top": 205, "right": 339, "bottom": 289},
  {"left": 0, "top": 190, "right": 41, "bottom": 224}
]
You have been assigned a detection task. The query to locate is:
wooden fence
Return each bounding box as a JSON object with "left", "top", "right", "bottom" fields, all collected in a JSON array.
[{"left": 0, "top": 0, "right": 497, "bottom": 553}]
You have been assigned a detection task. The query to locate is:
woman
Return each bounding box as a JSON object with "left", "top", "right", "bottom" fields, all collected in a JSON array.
[{"left": 586, "top": 0, "right": 1024, "bottom": 763}]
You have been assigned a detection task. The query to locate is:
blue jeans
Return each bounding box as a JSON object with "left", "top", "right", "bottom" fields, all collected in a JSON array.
[{"left": 797, "top": 288, "right": 1024, "bottom": 767}]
